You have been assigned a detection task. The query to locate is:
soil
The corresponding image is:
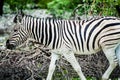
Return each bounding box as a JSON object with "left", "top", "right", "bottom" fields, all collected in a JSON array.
[{"left": 0, "top": 48, "right": 120, "bottom": 80}]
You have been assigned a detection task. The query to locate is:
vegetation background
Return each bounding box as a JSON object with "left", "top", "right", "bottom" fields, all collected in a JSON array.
[{"left": 3, "top": 0, "right": 120, "bottom": 18}]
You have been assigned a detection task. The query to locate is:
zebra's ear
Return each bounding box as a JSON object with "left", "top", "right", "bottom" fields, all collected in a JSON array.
[
  {"left": 17, "top": 10, "right": 24, "bottom": 16},
  {"left": 14, "top": 10, "right": 24, "bottom": 23}
]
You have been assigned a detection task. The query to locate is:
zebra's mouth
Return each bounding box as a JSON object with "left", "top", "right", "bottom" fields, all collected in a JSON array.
[
  {"left": 6, "top": 44, "right": 16, "bottom": 50},
  {"left": 6, "top": 40, "right": 16, "bottom": 50}
]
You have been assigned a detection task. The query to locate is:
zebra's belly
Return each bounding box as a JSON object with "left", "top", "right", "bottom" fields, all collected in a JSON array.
[
  {"left": 50, "top": 44, "right": 101, "bottom": 55},
  {"left": 63, "top": 42, "right": 101, "bottom": 55},
  {"left": 74, "top": 48, "right": 101, "bottom": 55}
]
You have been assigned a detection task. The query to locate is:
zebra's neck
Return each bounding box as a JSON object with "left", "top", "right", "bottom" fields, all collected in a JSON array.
[{"left": 22, "top": 16, "right": 63, "bottom": 49}]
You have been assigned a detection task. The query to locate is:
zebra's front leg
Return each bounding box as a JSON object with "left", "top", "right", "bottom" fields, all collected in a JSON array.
[
  {"left": 102, "top": 48, "right": 118, "bottom": 80},
  {"left": 46, "top": 53, "right": 60, "bottom": 80},
  {"left": 62, "top": 52, "right": 86, "bottom": 80}
]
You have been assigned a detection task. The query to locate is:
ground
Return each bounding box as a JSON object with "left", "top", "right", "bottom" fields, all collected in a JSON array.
[{"left": 0, "top": 48, "right": 120, "bottom": 80}]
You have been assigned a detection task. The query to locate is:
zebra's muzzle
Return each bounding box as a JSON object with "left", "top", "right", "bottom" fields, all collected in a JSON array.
[{"left": 6, "top": 39, "right": 16, "bottom": 50}]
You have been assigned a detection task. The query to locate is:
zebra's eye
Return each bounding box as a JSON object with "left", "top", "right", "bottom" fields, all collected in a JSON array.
[{"left": 14, "top": 29, "right": 18, "bottom": 32}]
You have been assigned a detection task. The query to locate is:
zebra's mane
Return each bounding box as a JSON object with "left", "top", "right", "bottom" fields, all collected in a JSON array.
[
  {"left": 14, "top": 12, "right": 119, "bottom": 24},
  {"left": 81, "top": 16, "right": 119, "bottom": 23},
  {"left": 23, "top": 14, "right": 62, "bottom": 21}
]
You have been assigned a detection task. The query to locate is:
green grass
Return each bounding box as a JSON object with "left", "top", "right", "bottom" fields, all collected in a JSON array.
[
  {"left": 72, "top": 77, "right": 118, "bottom": 80},
  {"left": 72, "top": 77, "right": 96, "bottom": 80}
]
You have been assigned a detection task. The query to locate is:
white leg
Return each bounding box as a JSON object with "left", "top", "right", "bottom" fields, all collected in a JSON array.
[
  {"left": 115, "top": 45, "right": 120, "bottom": 65},
  {"left": 62, "top": 52, "right": 86, "bottom": 80},
  {"left": 102, "top": 48, "right": 118, "bottom": 80},
  {"left": 115, "top": 46, "right": 120, "bottom": 80},
  {"left": 118, "top": 78, "right": 120, "bottom": 80},
  {"left": 46, "top": 53, "right": 60, "bottom": 80}
]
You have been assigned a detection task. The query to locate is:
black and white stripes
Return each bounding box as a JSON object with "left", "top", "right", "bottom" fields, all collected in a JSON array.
[
  {"left": 7, "top": 15, "right": 120, "bottom": 53},
  {"left": 19, "top": 15, "right": 63, "bottom": 49},
  {"left": 61, "top": 17, "right": 120, "bottom": 54},
  {"left": 6, "top": 12, "right": 120, "bottom": 80}
]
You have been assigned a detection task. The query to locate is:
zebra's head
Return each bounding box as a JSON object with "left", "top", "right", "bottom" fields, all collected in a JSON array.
[
  {"left": 6, "top": 23, "right": 28, "bottom": 49},
  {"left": 6, "top": 11, "right": 28, "bottom": 49}
]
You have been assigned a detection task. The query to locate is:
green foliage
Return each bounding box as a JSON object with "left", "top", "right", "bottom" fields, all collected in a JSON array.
[
  {"left": 4, "top": 0, "right": 34, "bottom": 11},
  {"left": 4, "top": 0, "right": 52, "bottom": 12},
  {"left": 47, "top": 0, "right": 119, "bottom": 19},
  {"left": 92, "top": 0, "right": 117, "bottom": 16},
  {"left": 34, "top": 0, "right": 52, "bottom": 9},
  {"left": 47, "top": 0, "right": 80, "bottom": 18},
  {"left": 4, "top": 0, "right": 119, "bottom": 18}
]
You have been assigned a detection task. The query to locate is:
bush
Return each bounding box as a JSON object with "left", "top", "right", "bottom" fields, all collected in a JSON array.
[
  {"left": 47, "top": 0, "right": 119, "bottom": 19},
  {"left": 4, "top": 0, "right": 52, "bottom": 12},
  {"left": 47, "top": 0, "right": 80, "bottom": 18},
  {"left": 4, "top": 0, "right": 34, "bottom": 11},
  {"left": 3, "top": 0, "right": 120, "bottom": 18}
]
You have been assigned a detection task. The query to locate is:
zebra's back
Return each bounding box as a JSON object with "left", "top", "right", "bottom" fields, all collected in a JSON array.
[{"left": 62, "top": 17, "right": 120, "bottom": 54}]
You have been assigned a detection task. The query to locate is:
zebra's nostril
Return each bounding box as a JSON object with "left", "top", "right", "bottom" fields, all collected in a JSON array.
[
  {"left": 6, "top": 39, "right": 10, "bottom": 44},
  {"left": 6, "top": 40, "right": 15, "bottom": 49}
]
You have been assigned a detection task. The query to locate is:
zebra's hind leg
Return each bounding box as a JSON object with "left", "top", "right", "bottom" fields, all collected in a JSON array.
[
  {"left": 102, "top": 48, "right": 118, "bottom": 80},
  {"left": 115, "top": 45, "right": 120, "bottom": 65},
  {"left": 46, "top": 53, "right": 60, "bottom": 80},
  {"left": 62, "top": 52, "right": 86, "bottom": 80}
]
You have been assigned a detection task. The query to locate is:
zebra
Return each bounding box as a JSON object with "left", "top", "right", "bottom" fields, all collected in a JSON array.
[{"left": 6, "top": 11, "right": 120, "bottom": 80}]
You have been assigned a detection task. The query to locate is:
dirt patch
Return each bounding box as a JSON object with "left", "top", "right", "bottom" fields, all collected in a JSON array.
[{"left": 0, "top": 48, "right": 120, "bottom": 80}]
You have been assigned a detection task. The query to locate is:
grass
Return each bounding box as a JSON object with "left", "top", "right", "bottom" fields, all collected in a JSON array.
[
  {"left": 72, "top": 77, "right": 96, "bottom": 80},
  {"left": 72, "top": 77, "right": 119, "bottom": 80}
]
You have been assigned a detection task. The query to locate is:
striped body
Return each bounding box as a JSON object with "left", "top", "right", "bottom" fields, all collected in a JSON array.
[
  {"left": 6, "top": 12, "right": 120, "bottom": 80},
  {"left": 63, "top": 17, "right": 120, "bottom": 54},
  {"left": 20, "top": 16, "right": 120, "bottom": 55}
]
